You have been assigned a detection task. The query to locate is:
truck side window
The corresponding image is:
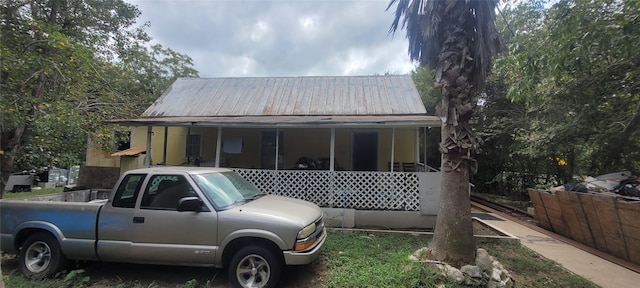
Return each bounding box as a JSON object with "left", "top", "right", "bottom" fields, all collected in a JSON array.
[
  {"left": 141, "top": 175, "right": 197, "bottom": 210},
  {"left": 112, "top": 174, "right": 146, "bottom": 208}
]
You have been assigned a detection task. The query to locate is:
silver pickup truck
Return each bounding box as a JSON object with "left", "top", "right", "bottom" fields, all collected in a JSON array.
[{"left": 0, "top": 167, "right": 326, "bottom": 288}]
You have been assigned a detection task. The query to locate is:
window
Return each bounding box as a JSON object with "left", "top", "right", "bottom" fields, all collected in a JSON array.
[
  {"left": 186, "top": 134, "right": 201, "bottom": 158},
  {"left": 141, "top": 175, "right": 197, "bottom": 210},
  {"left": 114, "top": 131, "right": 131, "bottom": 151},
  {"left": 112, "top": 174, "right": 146, "bottom": 208}
]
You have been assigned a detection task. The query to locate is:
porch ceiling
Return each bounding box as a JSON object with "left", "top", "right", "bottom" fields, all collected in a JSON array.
[{"left": 108, "top": 115, "right": 441, "bottom": 128}]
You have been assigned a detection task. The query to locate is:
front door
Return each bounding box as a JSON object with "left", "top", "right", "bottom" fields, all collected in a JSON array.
[{"left": 352, "top": 131, "right": 378, "bottom": 171}]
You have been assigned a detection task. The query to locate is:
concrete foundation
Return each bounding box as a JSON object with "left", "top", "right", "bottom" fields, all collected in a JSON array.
[{"left": 322, "top": 208, "right": 436, "bottom": 229}]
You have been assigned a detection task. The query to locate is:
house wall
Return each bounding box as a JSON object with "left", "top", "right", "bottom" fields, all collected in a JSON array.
[
  {"left": 378, "top": 128, "right": 416, "bottom": 171},
  {"left": 131, "top": 126, "right": 197, "bottom": 166},
  {"left": 128, "top": 126, "right": 421, "bottom": 171},
  {"left": 284, "top": 128, "right": 331, "bottom": 169},
  {"left": 218, "top": 128, "right": 261, "bottom": 168},
  {"left": 86, "top": 146, "right": 120, "bottom": 167}
]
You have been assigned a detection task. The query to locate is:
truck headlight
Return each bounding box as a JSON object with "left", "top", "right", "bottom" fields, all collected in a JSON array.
[{"left": 297, "top": 223, "right": 316, "bottom": 239}]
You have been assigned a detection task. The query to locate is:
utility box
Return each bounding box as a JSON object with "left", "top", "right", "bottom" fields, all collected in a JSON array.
[{"left": 4, "top": 174, "right": 35, "bottom": 192}]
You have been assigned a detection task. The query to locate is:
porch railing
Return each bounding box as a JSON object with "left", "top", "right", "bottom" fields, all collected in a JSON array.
[{"left": 233, "top": 169, "right": 421, "bottom": 211}]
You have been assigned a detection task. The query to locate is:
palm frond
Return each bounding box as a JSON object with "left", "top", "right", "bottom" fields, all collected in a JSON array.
[{"left": 387, "top": 0, "right": 503, "bottom": 89}]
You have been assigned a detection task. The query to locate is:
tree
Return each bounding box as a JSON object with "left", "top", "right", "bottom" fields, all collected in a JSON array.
[
  {"left": 388, "top": 0, "right": 502, "bottom": 265},
  {"left": 0, "top": 0, "right": 198, "bottom": 196},
  {"left": 496, "top": 0, "right": 640, "bottom": 185},
  {"left": 473, "top": 0, "right": 558, "bottom": 197}
]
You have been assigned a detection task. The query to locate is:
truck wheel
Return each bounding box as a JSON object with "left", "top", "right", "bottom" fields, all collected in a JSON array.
[
  {"left": 228, "top": 245, "right": 282, "bottom": 288},
  {"left": 19, "top": 232, "right": 67, "bottom": 279}
]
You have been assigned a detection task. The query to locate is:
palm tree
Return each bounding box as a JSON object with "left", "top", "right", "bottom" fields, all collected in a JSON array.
[{"left": 387, "top": 0, "right": 502, "bottom": 265}]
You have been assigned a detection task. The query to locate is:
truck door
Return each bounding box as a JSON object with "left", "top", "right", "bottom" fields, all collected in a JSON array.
[
  {"left": 130, "top": 174, "right": 218, "bottom": 265},
  {"left": 96, "top": 173, "right": 146, "bottom": 262}
]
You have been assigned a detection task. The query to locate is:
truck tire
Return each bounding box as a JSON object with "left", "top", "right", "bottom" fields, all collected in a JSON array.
[
  {"left": 228, "top": 245, "right": 282, "bottom": 288},
  {"left": 19, "top": 232, "right": 67, "bottom": 279}
]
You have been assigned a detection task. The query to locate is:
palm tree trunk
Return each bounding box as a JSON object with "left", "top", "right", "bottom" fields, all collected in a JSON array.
[
  {"left": 426, "top": 22, "right": 478, "bottom": 266},
  {"left": 428, "top": 130, "right": 476, "bottom": 266}
]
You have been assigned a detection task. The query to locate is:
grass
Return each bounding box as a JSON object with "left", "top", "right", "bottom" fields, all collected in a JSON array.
[
  {"left": 2, "top": 230, "right": 599, "bottom": 288},
  {"left": 321, "top": 231, "right": 451, "bottom": 288},
  {"left": 2, "top": 187, "right": 64, "bottom": 199},
  {"left": 483, "top": 242, "right": 598, "bottom": 288}
]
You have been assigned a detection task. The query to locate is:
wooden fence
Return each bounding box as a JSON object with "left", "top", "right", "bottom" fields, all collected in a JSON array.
[{"left": 528, "top": 188, "right": 640, "bottom": 265}]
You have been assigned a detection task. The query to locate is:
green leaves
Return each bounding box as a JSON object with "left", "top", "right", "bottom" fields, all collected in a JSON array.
[
  {"left": 0, "top": 0, "right": 198, "bottom": 175},
  {"left": 477, "top": 0, "right": 640, "bottom": 196}
]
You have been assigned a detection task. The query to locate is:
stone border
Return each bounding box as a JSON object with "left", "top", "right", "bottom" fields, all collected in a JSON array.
[{"left": 327, "top": 217, "right": 520, "bottom": 245}]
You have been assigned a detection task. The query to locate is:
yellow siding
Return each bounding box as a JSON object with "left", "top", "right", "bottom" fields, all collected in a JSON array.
[
  {"left": 86, "top": 146, "right": 120, "bottom": 167},
  {"left": 283, "top": 128, "right": 331, "bottom": 169},
  {"left": 120, "top": 156, "right": 145, "bottom": 173},
  {"left": 218, "top": 129, "right": 261, "bottom": 168},
  {"left": 378, "top": 128, "right": 416, "bottom": 171},
  {"left": 124, "top": 126, "right": 419, "bottom": 171}
]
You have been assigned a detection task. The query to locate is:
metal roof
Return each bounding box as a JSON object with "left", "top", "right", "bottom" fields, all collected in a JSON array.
[
  {"left": 143, "top": 75, "right": 428, "bottom": 117},
  {"left": 110, "top": 146, "right": 146, "bottom": 156},
  {"left": 110, "top": 75, "right": 440, "bottom": 127},
  {"left": 111, "top": 115, "right": 441, "bottom": 128}
]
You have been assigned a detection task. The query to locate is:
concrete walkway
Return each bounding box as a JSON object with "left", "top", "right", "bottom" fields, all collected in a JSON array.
[{"left": 480, "top": 211, "right": 640, "bottom": 288}]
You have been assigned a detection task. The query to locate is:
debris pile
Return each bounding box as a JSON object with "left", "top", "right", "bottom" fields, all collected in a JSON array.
[{"left": 555, "top": 171, "right": 640, "bottom": 198}]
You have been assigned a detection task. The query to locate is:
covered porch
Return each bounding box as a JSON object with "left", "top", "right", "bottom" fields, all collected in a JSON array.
[
  {"left": 122, "top": 122, "right": 441, "bottom": 229},
  {"left": 110, "top": 76, "right": 443, "bottom": 228}
]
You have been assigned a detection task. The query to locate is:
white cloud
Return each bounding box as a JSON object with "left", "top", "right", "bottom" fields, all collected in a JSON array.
[
  {"left": 129, "top": 0, "right": 415, "bottom": 77},
  {"left": 250, "top": 20, "right": 270, "bottom": 42}
]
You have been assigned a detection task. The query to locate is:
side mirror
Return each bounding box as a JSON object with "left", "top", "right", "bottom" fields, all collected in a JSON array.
[{"left": 177, "top": 197, "right": 204, "bottom": 212}]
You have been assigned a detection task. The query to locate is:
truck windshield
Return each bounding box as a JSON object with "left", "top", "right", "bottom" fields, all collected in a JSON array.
[{"left": 192, "top": 172, "right": 265, "bottom": 209}]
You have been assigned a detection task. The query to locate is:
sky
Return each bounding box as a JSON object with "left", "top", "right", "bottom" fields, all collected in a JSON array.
[{"left": 128, "top": 0, "right": 417, "bottom": 78}]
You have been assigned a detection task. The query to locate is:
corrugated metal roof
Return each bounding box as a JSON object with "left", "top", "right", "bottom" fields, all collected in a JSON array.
[
  {"left": 110, "top": 115, "right": 441, "bottom": 128},
  {"left": 110, "top": 146, "right": 146, "bottom": 156},
  {"left": 143, "top": 75, "right": 428, "bottom": 117}
]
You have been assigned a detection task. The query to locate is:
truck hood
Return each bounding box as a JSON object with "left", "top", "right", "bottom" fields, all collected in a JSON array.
[{"left": 234, "top": 195, "right": 322, "bottom": 226}]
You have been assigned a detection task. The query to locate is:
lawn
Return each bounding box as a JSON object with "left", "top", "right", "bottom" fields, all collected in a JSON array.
[
  {"left": 1, "top": 230, "right": 598, "bottom": 288},
  {"left": 2, "top": 187, "right": 64, "bottom": 199}
]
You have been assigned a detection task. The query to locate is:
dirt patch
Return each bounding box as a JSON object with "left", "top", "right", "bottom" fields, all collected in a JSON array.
[{"left": 1, "top": 253, "right": 326, "bottom": 288}]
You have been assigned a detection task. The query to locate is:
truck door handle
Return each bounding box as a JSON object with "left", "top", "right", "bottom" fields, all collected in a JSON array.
[{"left": 133, "top": 217, "right": 145, "bottom": 223}]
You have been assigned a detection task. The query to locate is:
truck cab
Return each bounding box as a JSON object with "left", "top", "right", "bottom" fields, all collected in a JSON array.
[{"left": 0, "top": 167, "right": 326, "bottom": 288}]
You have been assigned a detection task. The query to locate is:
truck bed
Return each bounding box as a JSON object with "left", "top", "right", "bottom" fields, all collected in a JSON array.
[{"left": 0, "top": 199, "right": 103, "bottom": 260}]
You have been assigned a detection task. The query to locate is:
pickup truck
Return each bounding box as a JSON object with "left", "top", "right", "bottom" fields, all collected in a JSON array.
[{"left": 0, "top": 167, "right": 326, "bottom": 288}]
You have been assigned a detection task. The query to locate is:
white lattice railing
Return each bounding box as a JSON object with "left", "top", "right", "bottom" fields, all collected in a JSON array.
[{"left": 233, "top": 169, "right": 421, "bottom": 211}]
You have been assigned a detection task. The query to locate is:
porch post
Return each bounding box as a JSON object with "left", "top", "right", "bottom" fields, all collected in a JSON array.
[
  {"left": 275, "top": 128, "right": 280, "bottom": 170},
  {"left": 144, "top": 126, "right": 152, "bottom": 168},
  {"left": 162, "top": 126, "right": 168, "bottom": 164},
  {"left": 423, "top": 127, "right": 427, "bottom": 169},
  {"left": 391, "top": 128, "right": 396, "bottom": 172},
  {"left": 215, "top": 127, "right": 222, "bottom": 167},
  {"left": 415, "top": 127, "right": 420, "bottom": 164},
  {"left": 187, "top": 127, "right": 191, "bottom": 165},
  {"left": 330, "top": 128, "right": 335, "bottom": 171}
]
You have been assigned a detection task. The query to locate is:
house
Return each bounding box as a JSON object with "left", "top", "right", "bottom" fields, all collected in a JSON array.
[{"left": 103, "top": 75, "right": 442, "bottom": 229}]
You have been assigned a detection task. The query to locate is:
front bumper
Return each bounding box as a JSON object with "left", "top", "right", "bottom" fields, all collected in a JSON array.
[{"left": 282, "top": 227, "right": 327, "bottom": 265}]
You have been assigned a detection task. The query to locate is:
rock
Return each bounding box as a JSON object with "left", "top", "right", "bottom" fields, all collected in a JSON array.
[
  {"left": 461, "top": 265, "right": 482, "bottom": 278},
  {"left": 476, "top": 248, "right": 493, "bottom": 274},
  {"left": 444, "top": 264, "right": 465, "bottom": 283},
  {"left": 501, "top": 269, "right": 512, "bottom": 281},
  {"left": 492, "top": 268, "right": 502, "bottom": 282},
  {"left": 412, "top": 247, "right": 430, "bottom": 260},
  {"left": 492, "top": 260, "right": 504, "bottom": 271},
  {"left": 419, "top": 259, "right": 445, "bottom": 272}
]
